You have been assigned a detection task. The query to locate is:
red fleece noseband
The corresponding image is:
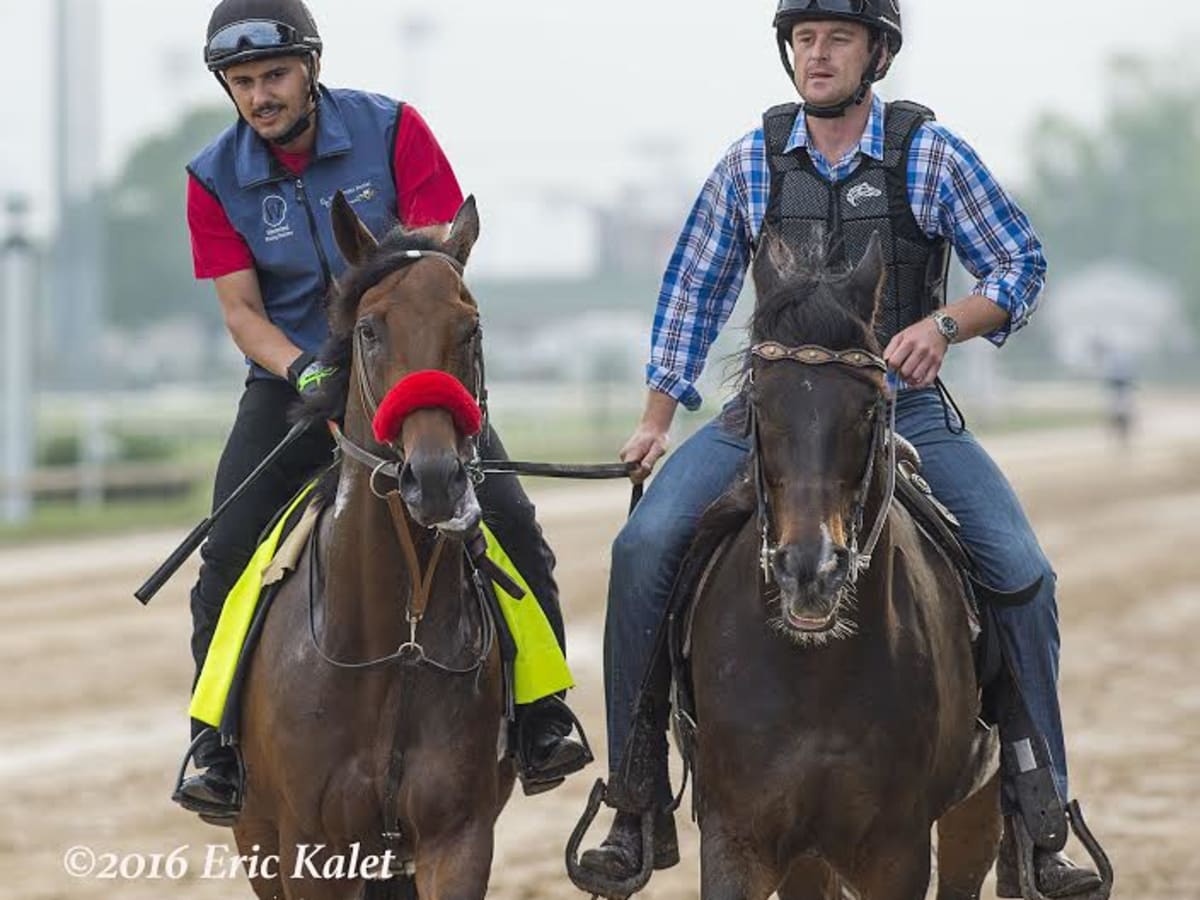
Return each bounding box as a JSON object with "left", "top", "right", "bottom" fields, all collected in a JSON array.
[{"left": 372, "top": 370, "right": 483, "bottom": 445}]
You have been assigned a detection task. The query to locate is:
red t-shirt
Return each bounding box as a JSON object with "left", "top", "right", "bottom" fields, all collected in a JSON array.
[{"left": 188, "top": 104, "right": 463, "bottom": 279}]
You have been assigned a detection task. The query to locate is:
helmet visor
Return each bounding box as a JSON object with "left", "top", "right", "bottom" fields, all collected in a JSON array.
[
  {"left": 206, "top": 19, "right": 307, "bottom": 67},
  {"left": 782, "top": 0, "right": 867, "bottom": 14}
]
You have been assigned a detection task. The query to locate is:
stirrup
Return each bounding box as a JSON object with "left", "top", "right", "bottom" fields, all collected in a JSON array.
[
  {"left": 1011, "top": 799, "right": 1114, "bottom": 900},
  {"left": 170, "top": 728, "right": 245, "bottom": 825},
  {"left": 565, "top": 779, "right": 655, "bottom": 899}
]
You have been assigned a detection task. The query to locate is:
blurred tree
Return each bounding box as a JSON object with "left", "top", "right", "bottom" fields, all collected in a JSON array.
[
  {"left": 101, "top": 105, "right": 231, "bottom": 328},
  {"left": 1022, "top": 50, "right": 1200, "bottom": 337}
]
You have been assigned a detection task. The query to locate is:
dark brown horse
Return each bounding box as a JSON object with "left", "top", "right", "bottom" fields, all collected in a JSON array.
[
  {"left": 688, "top": 231, "right": 1000, "bottom": 900},
  {"left": 232, "top": 194, "right": 515, "bottom": 900}
]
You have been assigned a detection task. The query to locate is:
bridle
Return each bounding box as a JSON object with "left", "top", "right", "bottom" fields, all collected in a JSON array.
[
  {"left": 347, "top": 249, "right": 477, "bottom": 422},
  {"left": 314, "top": 247, "right": 634, "bottom": 671},
  {"left": 747, "top": 340, "right": 898, "bottom": 587},
  {"left": 315, "top": 248, "right": 494, "bottom": 674}
]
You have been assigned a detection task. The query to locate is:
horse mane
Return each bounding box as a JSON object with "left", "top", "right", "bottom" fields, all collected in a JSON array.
[
  {"left": 722, "top": 239, "right": 879, "bottom": 434},
  {"left": 748, "top": 240, "right": 877, "bottom": 351}
]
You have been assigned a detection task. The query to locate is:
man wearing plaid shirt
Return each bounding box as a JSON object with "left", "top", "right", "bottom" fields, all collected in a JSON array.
[{"left": 580, "top": 2, "right": 1102, "bottom": 896}]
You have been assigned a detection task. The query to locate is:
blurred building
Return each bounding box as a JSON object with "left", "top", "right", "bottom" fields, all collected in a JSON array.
[
  {"left": 473, "top": 154, "right": 696, "bottom": 388},
  {"left": 1043, "top": 261, "right": 1194, "bottom": 375}
]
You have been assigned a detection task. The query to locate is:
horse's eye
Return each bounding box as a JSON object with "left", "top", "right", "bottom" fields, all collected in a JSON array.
[{"left": 356, "top": 318, "right": 380, "bottom": 347}]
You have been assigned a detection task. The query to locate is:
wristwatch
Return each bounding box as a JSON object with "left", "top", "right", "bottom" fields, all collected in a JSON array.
[{"left": 931, "top": 310, "right": 959, "bottom": 344}]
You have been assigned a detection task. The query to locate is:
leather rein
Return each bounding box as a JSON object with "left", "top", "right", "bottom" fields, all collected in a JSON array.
[{"left": 747, "top": 341, "right": 898, "bottom": 586}]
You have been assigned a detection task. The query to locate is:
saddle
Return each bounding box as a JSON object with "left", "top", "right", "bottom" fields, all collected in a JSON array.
[{"left": 192, "top": 475, "right": 576, "bottom": 749}]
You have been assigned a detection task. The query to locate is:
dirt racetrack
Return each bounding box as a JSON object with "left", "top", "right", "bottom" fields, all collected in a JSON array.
[{"left": 3, "top": 396, "right": 1199, "bottom": 899}]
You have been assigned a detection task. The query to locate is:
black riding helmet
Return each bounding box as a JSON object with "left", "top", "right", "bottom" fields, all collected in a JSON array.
[
  {"left": 204, "top": 0, "right": 323, "bottom": 145},
  {"left": 205, "top": 0, "right": 322, "bottom": 71},
  {"left": 773, "top": 0, "right": 903, "bottom": 118}
]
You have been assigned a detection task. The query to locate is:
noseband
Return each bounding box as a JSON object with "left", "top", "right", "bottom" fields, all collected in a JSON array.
[{"left": 747, "top": 341, "right": 898, "bottom": 587}]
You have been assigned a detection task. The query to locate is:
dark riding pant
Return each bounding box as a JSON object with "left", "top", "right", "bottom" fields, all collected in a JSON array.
[
  {"left": 188, "top": 379, "right": 563, "bottom": 761},
  {"left": 188, "top": 380, "right": 332, "bottom": 761},
  {"left": 603, "top": 387, "right": 1067, "bottom": 810}
]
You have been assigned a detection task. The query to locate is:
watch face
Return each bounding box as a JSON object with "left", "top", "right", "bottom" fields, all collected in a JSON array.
[{"left": 935, "top": 313, "right": 958, "bottom": 340}]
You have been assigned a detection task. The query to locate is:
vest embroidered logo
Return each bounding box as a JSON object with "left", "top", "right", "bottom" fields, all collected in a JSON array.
[
  {"left": 321, "top": 182, "right": 377, "bottom": 209},
  {"left": 263, "top": 194, "right": 288, "bottom": 228},
  {"left": 262, "top": 195, "right": 295, "bottom": 243},
  {"left": 845, "top": 183, "right": 884, "bottom": 209}
]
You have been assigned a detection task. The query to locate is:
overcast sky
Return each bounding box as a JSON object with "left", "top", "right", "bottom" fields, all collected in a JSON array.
[{"left": 3, "top": 0, "right": 1198, "bottom": 254}]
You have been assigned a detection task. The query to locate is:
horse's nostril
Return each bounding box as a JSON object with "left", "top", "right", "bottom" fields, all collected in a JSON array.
[
  {"left": 449, "top": 460, "right": 469, "bottom": 500},
  {"left": 773, "top": 544, "right": 808, "bottom": 583},
  {"left": 399, "top": 462, "right": 421, "bottom": 502},
  {"left": 401, "top": 451, "right": 469, "bottom": 524},
  {"left": 773, "top": 542, "right": 850, "bottom": 592},
  {"left": 832, "top": 546, "right": 850, "bottom": 574}
]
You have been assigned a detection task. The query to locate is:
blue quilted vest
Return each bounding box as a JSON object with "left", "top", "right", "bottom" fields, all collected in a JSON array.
[{"left": 189, "top": 86, "right": 401, "bottom": 379}]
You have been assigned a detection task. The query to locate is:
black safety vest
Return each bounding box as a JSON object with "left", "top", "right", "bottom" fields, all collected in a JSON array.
[{"left": 761, "top": 100, "right": 952, "bottom": 347}]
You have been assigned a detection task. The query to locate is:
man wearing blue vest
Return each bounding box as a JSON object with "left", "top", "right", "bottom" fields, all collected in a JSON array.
[
  {"left": 175, "top": 0, "right": 588, "bottom": 820},
  {"left": 579, "top": 2, "right": 1102, "bottom": 896}
]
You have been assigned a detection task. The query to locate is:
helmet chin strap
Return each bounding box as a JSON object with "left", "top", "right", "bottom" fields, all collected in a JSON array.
[
  {"left": 268, "top": 100, "right": 316, "bottom": 146},
  {"left": 789, "top": 37, "right": 884, "bottom": 120}
]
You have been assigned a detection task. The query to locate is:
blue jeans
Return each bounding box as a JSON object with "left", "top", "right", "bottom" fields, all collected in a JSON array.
[{"left": 603, "top": 388, "right": 1068, "bottom": 808}]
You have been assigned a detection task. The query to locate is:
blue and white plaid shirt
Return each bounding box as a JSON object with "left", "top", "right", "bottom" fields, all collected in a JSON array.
[{"left": 648, "top": 94, "right": 1048, "bottom": 410}]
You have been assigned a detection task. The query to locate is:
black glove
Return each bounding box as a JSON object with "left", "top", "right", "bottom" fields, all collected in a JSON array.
[{"left": 286, "top": 351, "right": 338, "bottom": 400}]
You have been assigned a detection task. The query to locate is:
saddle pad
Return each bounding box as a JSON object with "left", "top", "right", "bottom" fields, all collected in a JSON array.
[
  {"left": 190, "top": 481, "right": 318, "bottom": 727},
  {"left": 189, "top": 485, "right": 572, "bottom": 728},
  {"left": 481, "top": 523, "right": 574, "bottom": 704}
]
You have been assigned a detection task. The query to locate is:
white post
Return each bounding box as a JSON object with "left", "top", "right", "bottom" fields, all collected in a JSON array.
[
  {"left": 54, "top": 0, "right": 106, "bottom": 506},
  {"left": 2, "top": 197, "right": 36, "bottom": 524},
  {"left": 398, "top": 14, "right": 436, "bottom": 110}
]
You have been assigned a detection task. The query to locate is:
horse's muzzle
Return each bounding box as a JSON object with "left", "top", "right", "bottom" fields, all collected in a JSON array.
[
  {"left": 399, "top": 449, "right": 479, "bottom": 534},
  {"left": 772, "top": 541, "right": 849, "bottom": 632}
]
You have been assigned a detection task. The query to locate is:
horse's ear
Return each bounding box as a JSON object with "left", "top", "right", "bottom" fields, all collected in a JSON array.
[
  {"left": 331, "top": 190, "right": 378, "bottom": 267},
  {"left": 845, "top": 232, "right": 886, "bottom": 326},
  {"left": 752, "top": 224, "right": 799, "bottom": 298},
  {"left": 444, "top": 195, "right": 480, "bottom": 267}
]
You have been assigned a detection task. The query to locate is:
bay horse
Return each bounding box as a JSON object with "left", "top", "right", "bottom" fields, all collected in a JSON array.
[
  {"left": 687, "top": 231, "right": 1001, "bottom": 900},
  {"left": 231, "top": 194, "right": 515, "bottom": 900}
]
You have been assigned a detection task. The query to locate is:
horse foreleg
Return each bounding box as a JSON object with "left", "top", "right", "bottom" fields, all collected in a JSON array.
[
  {"left": 776, "top": 857, "right": 845, "bottom": 900},
  {"left": 846, "top": 834, "right": 931, "bottom": 900},
  {"left": 699, "top": 823, "right": 779, "bottom": 900},
  {"left": 413, "top": 823, "right": 495, "bottom": 900},
  {"left": 934, "top": 771, "right": 1002, "bottom": 900},
  {"left": 271, "top": 818, "right": 366, "bottom": 900},
  {"left": 234, "top": 818, "right": 285, "bottom": 900}
]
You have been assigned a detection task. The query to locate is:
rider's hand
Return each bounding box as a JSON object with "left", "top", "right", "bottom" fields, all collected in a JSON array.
[
  {"left": 883, "top": 319, "right": 949, "bottom": 388},
  {"left": 287, "top": 351, "right": 339, "bottom": 401},
  {"left": 620, "top": 423, "right": 670, "bottom": 485}
]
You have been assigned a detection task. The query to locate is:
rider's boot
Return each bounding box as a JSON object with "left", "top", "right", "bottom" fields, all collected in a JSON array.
[
  {"left": 171, "top": 729, "right": 242, "bottom": 822},
  {"left": 578, "top": 695, "right": 679, "bottom": 881},
  {"left": 516, "top": 695, "right": 592, "bottom": 795},
  {"left": 579, "top": 806, "right": 679, "bottom": 879},
  {"left": 995, "top": 815, "right": 1103, "bottom": 898}
]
